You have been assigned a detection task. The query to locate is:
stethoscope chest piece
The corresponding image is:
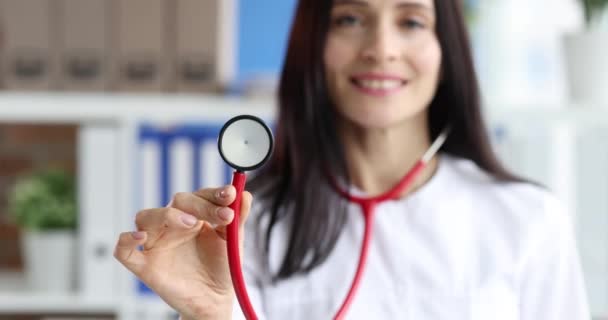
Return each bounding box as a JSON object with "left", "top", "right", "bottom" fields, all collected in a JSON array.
[{"left": 218, "top": 115, "right": 273, "bottom": 172}]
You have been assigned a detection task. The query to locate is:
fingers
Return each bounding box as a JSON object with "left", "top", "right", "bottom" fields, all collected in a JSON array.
[
  {"left": 131, "top": 187, "right": 252, "bottom": 247},
  {"left": 170, "top": 191, "right": 234, "bottom": 226},
  {"left": 135, "top": 207, "right": 201, "bottom": 232},
  {"left": 114, "top": 231, "right": 147, "bottom": 274},
  {"left": 214, "top": 191, "right": 253, "bottom": 240},
  {"left": 193, "top": 185, "right": 237, "bottom": 206},
  {"left": 135, "top": 207, "right": 203, "bottom": 249}
]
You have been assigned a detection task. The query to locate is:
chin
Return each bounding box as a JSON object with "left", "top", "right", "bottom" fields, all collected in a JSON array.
[
  {"left": 340, "top": 111, "right": 405, "bottom": 130},
  {"left": 339, "top": 102, "right": 422, "bottom": 130}
]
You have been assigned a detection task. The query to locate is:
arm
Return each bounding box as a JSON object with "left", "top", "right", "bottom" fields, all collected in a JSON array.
[{"left": 519, "top": 195, "right": 590, "bottom": 320}]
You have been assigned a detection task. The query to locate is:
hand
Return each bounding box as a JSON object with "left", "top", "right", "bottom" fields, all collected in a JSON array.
[{"left": 113, "top": 185, "right": 253, "bottom": 319}]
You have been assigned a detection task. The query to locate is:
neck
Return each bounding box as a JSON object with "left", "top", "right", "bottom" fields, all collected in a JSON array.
[{"left": 338, "top": 113, "right": 439, "bottom": 198}]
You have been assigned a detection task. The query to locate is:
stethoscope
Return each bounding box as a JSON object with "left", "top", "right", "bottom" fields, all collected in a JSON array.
[{"left": 218, "top": 115, "right": 450, "bottom": 320}]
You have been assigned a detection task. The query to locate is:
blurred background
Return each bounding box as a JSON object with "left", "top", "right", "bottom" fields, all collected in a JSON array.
[{"left": 0, "top": 0, "right": 607, "bottom": 319}]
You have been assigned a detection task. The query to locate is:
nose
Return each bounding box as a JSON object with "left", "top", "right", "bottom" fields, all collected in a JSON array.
[{"left": 360, "top": 22, "right": 400, "bottom": 64}]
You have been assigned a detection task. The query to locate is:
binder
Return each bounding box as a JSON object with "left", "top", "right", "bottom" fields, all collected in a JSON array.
[
  {"left": 113, "top": 0, "right": 170, "bottom": 92},
  {"left": 0, "top": 0, "right": 58, "bottom": 90},
  {"left": 174, "top": 0, "right": 235, "bottom": 93},
  {"left": 78, "top": 125, "right": 119, "bottom": 297},
  {"left": 59, "top": 0, "right": 110, "bottom": 91}
]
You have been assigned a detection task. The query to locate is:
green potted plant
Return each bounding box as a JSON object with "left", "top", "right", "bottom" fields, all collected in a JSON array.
[
  {"left": 8, "top": 168, "right": 78, "bottom": 292},
  {"left": 581, "top": 0, "right": 608, "bottom": 27},
  {"left": 563, "top": 0, "right": 608, "bottom": 106}
]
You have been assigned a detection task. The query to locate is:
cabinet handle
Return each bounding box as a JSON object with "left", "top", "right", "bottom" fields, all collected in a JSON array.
[
  {"left": 12, "top": 51, "right": 47, "bottom": 79},
  {"left": 123, "top": 59, "right": 157, "bottom": 81},
  {"left": 180, "top": 57, "right": 213, "bottom": 83},
  {"left": 65, "top": 53, "right": 101, "bottom": 80}
]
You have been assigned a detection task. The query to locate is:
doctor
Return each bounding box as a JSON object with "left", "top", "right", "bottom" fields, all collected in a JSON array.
[{"left": 113, "top": 0, "right": 590, "bottom": 319}]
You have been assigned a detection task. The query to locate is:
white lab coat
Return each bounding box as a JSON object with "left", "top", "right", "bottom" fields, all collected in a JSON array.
[{"left": 233, "top": 153, "right": 590, "bottom": 319}]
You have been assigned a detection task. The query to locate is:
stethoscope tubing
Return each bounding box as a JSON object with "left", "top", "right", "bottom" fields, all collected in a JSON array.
[
  {"left": 331, "top": 160, "right": 426, "bottom": 319},
  {"left": 226, "top": 127, "right": 450, "bottom": 320},
  {"left": 226, "top": 170, "right": 259, "bottom": 319}
]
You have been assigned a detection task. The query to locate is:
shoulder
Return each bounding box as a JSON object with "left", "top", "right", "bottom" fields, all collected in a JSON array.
[
  {"left": 441, "top": 153, "right": 563, "bottom": 218},
  {"left": 438, "top": 153, "right": 574, "bottom": 251}
]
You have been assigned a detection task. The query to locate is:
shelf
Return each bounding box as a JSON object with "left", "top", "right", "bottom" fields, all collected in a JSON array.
[
  {"left": 0, "top": 271, "right": 175, "bottom": 317},
  {"left": 0, "top": 92, "right": 274, "bottom": 124},
  {"left": 0, "top": 272, "right": 115, "bottom": 315},
  {"left": 0, "top": 292, "right": 116, "bottom": 314},
  {"left": 0, "top": 92, "right": 607, "bottom": 127}
]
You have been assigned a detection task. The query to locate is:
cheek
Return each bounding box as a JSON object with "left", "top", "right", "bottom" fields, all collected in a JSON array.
[
  {"left": 324, "top": 37, "right": 356, "bottom": 76},
  {"left": 412, "top": 39, "right": 442, "bottom": 79},
  {"left": 324, "top": 37, "right": 355, "bottom": 103}
]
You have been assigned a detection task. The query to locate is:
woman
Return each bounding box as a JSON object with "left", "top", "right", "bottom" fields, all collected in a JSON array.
[{"left": 114, "top": 0, "right": 590, "bottom": 319}]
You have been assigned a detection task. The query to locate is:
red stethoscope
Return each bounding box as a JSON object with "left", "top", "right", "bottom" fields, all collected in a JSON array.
[{"left": 218, "top": 115, "right": 450, "bottom": 320}]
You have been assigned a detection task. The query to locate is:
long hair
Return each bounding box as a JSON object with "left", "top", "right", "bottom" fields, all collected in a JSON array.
[{"left": 248, "top": 0, "right": 523, "bottom": 280}]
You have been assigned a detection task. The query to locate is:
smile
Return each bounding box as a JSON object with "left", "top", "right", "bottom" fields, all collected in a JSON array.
[{"left": 350, "top": 75, "right": 407, "bottom": 96}]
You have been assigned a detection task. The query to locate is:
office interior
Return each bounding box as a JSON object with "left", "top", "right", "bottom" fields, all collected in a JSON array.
[{"left": 0, "top": 0, "right": 607, "bottom": 319}]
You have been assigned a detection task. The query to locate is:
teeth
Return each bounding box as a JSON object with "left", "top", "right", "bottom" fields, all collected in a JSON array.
[{"left": 357, "top": 79, "right": 402, "bottom": 90}]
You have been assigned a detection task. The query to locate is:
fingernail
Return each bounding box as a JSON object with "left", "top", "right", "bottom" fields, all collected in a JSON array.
[
  {"left": 131, "top": 231, "right": 146, "bottom": 240},
  {"left": 217, "top": 187, "right": 228, "bottom": 199},
  {"left": 180, "top": 214, "right": 198, "bottom": 227},
  {"left": 217, "top": 207, "right": 234, "bottom": 221}
]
